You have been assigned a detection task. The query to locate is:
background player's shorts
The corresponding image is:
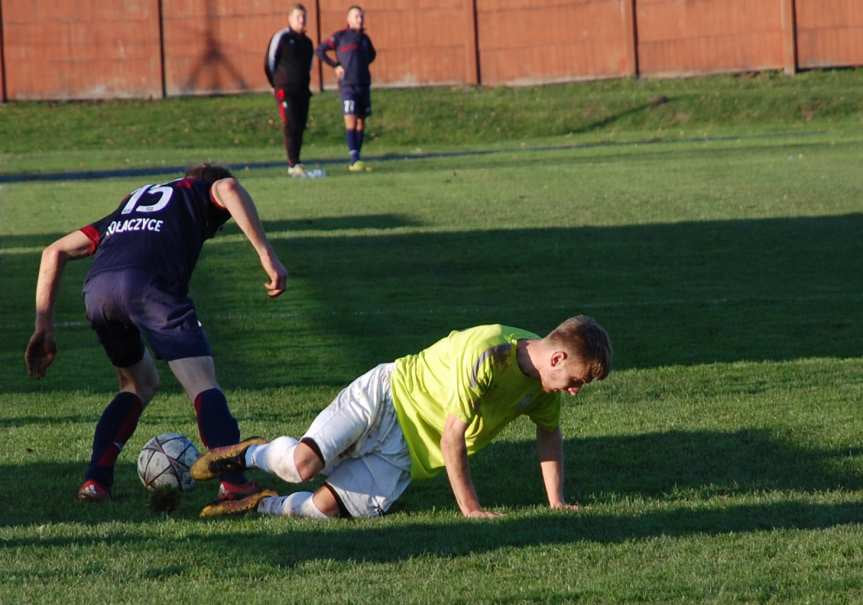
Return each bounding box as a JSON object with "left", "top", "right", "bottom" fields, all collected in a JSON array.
[
  {"left": 83, "top": 270, "right": 212, "bottom": 367},
  {"left": 339, "top": 85, "right": 372, "bottom": 118},
  {"left": 303, "top": 363, "right": 411, "bottom": 517}
]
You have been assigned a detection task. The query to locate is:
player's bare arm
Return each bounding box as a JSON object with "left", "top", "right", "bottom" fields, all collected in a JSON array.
[
  {"left": 441, "top": 414, "right": 502, "bottom": 518},
  {"left": 211, "top": 178, "right": 288, "bottom": 298},
  {"left": 26, "top": 230, "right": 95, "bottom": 378},
  {"left": 536, "top": 426, "right": 578, "bottom": 511}
]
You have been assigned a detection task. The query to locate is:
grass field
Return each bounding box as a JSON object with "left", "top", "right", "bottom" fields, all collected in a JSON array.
[{"left": 2, "top": 72, "right": 863, "bottom": 603}]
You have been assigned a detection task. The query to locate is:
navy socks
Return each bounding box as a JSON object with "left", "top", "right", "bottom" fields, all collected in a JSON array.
[
  {"left": 194, "top": 388, "right": 245, "bottom": 484},
  {"left": 85, "top": 391, "right": 143, "bottom": 488},
  {"left": 346, "top": 128, "right": 364, "bottom": 163}
]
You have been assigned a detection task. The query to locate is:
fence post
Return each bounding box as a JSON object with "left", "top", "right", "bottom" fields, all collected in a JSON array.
[
  {"left": 314, "top": 0, "right": 324, "bottom": 92},
  {"left": 624, "top": 0, "right": 639, "bottom": 77},
  {"left": 0, "top": 0, "right": 7, "bottom": 102},
  {"left": 464, "top": 0, "right": 480, "bottom": 85},
  {"left": 781, "top": 0, "right": 798, "bottom": 74},
  {"left": 157, "top": 0, "right": 167, "bottom": 98}
]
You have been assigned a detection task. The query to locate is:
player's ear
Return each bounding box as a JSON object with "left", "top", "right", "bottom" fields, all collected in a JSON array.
[{"left": 550, "top": 350, "right": 568, "bottom": 368}]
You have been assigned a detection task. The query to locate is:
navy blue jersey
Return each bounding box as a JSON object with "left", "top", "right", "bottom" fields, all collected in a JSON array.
[
  {"left": 316, "top": 28, "right": 376, "bottom": 86},
  {"left": 81, "top": 177, "right": 230, "bottom": 295}
]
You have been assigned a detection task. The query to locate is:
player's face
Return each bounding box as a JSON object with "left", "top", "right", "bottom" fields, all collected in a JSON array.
[
  {"left": 541, "top": 355, "right": 593, "bottom": 396},
  {"left": 347, "top": 8, "right": 364, "bottom": 30},
  {"left": 289, "top": 9, "right": 307, "bottom": 32}
]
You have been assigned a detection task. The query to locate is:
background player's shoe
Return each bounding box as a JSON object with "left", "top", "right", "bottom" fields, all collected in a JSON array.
[
  {"left": 288, "top": 163, "right": 307, "bottom": 178},
  {"left": 190, "top": 436, "right": 267, "bottom": 481},
  {"left": 217, "top": 480, "right": 263, "bottom": 501},
  {"left": 199, "top": 489, "right": 277, "bottom": 518},
  {"left": 348, "top": 160, "right": 369, "bottom": 172},
  {"left": 77, "top": 479, "right": 110, "bottom": 502}
]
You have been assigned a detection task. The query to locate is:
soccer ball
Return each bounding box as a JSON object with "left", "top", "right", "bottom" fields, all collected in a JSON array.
[{"left": 137, "top": 433, "right": 199, "bottom": 492}]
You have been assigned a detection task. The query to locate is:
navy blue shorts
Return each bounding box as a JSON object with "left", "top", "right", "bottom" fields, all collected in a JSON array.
[
  {"left": 83, "top": 270, "right": 212, "bottom": 367},
  {"left": 340, "top": 85, "right": 372, "bottom": 118}
]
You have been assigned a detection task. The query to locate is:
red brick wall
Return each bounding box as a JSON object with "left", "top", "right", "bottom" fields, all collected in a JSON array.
[
  {"left": 1, "top": 0, "right": 862, "bottom": 101},
  {"left": 476, "top": 0, "right": 633, "bottom": 86},
  {"left": 636, "top": 0, "right": 785, "bottom": 77},
  {"left": 2, "top": 0, "right": 162, "bottom": 100},
  {"left": 796, "top": 0, "right": 863, "bottom": 69},
  {"left": 161, "top": 0, "right": 311, "bottom": 96}
]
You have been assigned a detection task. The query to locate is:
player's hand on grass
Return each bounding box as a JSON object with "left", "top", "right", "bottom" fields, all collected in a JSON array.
[
  {"left": 25, "top": 329, "right": 57, "bottom": 378},
  {"left": 550, "top": 502, "right": 580, "bottom": 512},
  {"left": 464, "top": 509, "right": 503, "bottom": 519}
]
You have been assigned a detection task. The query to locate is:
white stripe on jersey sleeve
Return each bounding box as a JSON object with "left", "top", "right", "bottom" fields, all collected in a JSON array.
[{"left": 267, "top": 28, "right": 293, "bottom": 75}]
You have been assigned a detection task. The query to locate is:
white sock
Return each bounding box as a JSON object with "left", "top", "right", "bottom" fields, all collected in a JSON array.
[
  {"left": 257, "top": 491, "right": 329, "bottom": 519},
  {"left": 245, "top": 436, "right": 303, "bottom": 483}
]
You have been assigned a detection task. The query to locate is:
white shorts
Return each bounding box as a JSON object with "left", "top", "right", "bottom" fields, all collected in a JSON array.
[{"left": 303, "top": 363, "right": 412, "bottom": 517}]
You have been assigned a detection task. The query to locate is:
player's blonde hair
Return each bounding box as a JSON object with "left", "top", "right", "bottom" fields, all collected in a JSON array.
[
  {"left": 290, "top": 3, "right": 307, "bottom": 15},
  {"left": 544, "top": 315, "right": 612, "bottom": 381}
]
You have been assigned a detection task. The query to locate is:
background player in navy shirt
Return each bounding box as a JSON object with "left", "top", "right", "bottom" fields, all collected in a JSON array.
[
  {"left": 265, "top": 4, "right": 315, "bottom": 178},
  {"left": 317, "top": 5, "right": 376, "bottom": 172},
  {"left": 25, "top": 164, "right": 288, "bottom": 503}
]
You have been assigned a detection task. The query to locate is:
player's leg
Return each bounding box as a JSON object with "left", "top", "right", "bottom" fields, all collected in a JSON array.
[
  {"left": 352, "top": 87, "right": 371, "bottom": 166},
  {"left": 341, "top": 85, "right": 364, "bottom": 168},
  {"left": 252, "top": 363, "right": 409, "bottom": 519},
  {"left": 274, "top": 88, "right": 296, "bottom": 171},
  {"left": 168, "top": 355, "right": 257, "bottom": 497},
  {"left": 80, "top": 273, "right": 158, "bottom": 500},
  {"left": 286, "top": 90, "right": 311, "bottom": 174},
  {"left": 134, "top": 286, "right": 259, "bottom": 500},
  {"left": 282, "top": 90, "right": 306, "bottom": 175},
  {"left": 196, "top": 363, "right": 393, "bottom": 488},
  {"left": 256, "top": 451, "right": 411, "bottom": 519}
]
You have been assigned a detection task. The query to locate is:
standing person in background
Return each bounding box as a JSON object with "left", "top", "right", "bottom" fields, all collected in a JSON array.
[
  {"left": 316, "top": 5, "right": 376, "bottom": 172},
  {"left": 265, "top": 3, "right": 315, "bottom": 178}
]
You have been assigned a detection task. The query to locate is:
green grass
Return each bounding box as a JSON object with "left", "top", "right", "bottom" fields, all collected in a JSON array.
[{"left": 2, "top": 73, "right": 863, "bottom": 603}]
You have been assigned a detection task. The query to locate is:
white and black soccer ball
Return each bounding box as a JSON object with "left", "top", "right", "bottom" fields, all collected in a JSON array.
[{"left": 137, "top": 433, "right": 199, "bottom": 492}]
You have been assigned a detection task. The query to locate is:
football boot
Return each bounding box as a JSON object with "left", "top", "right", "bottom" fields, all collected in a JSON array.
[
  {"left": 199, "top": 489, "right": 277, "bottom": 518},
  {"left": 77, "top": 479, "right": 110, "bottom": 502},
  {"left": 189, "top": 436, "right": 267, "bottom": 481}
]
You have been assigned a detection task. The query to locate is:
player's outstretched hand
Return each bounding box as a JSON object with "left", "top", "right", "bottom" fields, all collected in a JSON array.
[
  {"left": 550, "top": 502, "right": 580, "bottom": 512},
  {"left": 464, "top": 509, "right": 503, "bottom": 519},
  {"left": 25, "top": 329, "right": 57, "bottom": 378},
  {"left": 262, "top": 256, "right": 288, "bottom": 298}
]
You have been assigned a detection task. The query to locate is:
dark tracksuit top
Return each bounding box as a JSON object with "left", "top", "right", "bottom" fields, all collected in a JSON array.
[
  {"left": 316, "top": 28, "right": 376, "bottom": 87},
  {"left": 265, "top": 27, "right": 314, "bottom": 93}
]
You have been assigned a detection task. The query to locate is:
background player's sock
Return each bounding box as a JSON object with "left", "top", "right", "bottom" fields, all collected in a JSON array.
[
  {"left": 356, "top": 129, "right": 365, "bottom": 155},
  {"left": 346, "top": 129, "right": 360, "bottom": 163},
  {"left": 85, "top": 391, "right": 143, "bottom": 488},
  {"left": 194, "top": 388, "right": 245, "bottom": 484}
]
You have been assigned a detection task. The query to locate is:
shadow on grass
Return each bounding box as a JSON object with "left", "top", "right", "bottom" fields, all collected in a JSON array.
[
  {"left": 2, "top": 213, "right": 861, "bottom": 394},
  {"left": 3, "top": 500, "right": 862, "bottom": 568},
  {"left": 3, "top": 428, "right": 861, "bottom": 529}
]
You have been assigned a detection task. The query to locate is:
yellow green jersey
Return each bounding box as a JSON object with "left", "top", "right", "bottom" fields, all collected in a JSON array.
[{"left": 390, "top": 324, "right": 561, "bottom": 480}]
